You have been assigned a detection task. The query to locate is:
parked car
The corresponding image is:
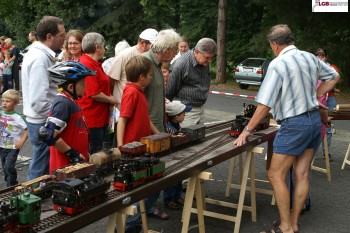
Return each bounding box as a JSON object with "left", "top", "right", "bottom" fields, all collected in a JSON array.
[{"left": 234, "top": 58, "right": 272, "bottom": 89}]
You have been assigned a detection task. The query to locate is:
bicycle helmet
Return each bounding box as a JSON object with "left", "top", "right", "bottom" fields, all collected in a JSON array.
[{"left": 48, "top": 61, "right": 96, "bottom": 87}]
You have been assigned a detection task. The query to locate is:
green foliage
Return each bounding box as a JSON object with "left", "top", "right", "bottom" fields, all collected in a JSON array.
[{"left": 1, "top": 0, "right": 349, "bottom": 86}]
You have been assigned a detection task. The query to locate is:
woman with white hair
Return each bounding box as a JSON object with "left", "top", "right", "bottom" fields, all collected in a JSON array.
[
  {"left": 77, "top": 32, "right": 118, "bottom": 154},
  {"left": 102, "top": 40, "right": 130, "bottom": 74}
]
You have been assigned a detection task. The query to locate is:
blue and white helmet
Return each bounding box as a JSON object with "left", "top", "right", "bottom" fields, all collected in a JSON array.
[{"left": 48, "top": 61, "right": 96, "bottom": 86}]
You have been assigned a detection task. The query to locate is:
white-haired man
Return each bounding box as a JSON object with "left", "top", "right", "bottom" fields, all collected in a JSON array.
[{"left": 166, "top": 38, "right": 217, "bottom": 127}]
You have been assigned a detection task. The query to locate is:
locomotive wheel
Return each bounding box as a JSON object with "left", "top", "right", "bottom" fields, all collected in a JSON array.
[{"left": 58, "top": 207, "right": 64, "bottom": 213}]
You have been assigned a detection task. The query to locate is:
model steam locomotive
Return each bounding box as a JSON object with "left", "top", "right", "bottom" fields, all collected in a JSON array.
[
  {"left": 228, "top": 104, "right": 270, "bottom": 137},
  {"left": 0, "top": 192, "right": 41, "bottom": 232},
  {"left": 52, "top": 174, "right": 110, "bottom": 215},
  {"left": 113, "top": 157, "right": 165, "bottom": 192}
]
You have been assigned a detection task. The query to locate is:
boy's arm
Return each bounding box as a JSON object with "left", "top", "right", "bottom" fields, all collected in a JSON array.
[
  {"left": 117, "top": 117, "right": 127, "bottom": 147},
  {"left": 53, "top": 138, "right": 86, "bottom": 162},
  {"left": 150, "top": 120, "right": 160, "bottom": 134},
  {"left": 15, "top": 128, "right": 28, "bottom": 149}
]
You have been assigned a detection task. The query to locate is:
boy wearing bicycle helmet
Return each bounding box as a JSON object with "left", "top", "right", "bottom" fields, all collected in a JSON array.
[{"left": 40, "top": 61, "right": 96, "bottom": 172}]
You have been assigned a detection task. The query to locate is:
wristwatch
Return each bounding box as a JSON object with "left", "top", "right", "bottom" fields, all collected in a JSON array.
[{"left": 244, "top": 126, "right": 253, "bottom": 134}]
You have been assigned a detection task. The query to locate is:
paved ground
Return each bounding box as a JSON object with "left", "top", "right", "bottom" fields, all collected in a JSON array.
[{"left": 2, "top": 93, "right": 350, "bottom": 233}]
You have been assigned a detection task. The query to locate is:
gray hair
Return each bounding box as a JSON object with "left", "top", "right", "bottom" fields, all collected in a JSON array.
[
  {"left": 82, "top": 32, "right": 105, "bottom": 54},
  {"left": 115, "top": 40, "right": 130, "bottom": 56},
  {"left": 151, "top": 29, "right": 181, "bottom": 53},
  {"left": 267, "top": 24, "right": 295, "bottom": 45},
  {"left": 195, "top": 38, "right": 217, "bottom": 54}
]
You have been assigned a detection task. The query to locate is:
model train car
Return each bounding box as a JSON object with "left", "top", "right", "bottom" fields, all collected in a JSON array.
[
  {"left": 0, "top": 192, "right": 41, "bottom": 232},
  {"left": 52, "top": 174, "right": 110, "bottom": 215},
  {"left": 228, "top": 104, "right": 270, "bottom": 137},
  {"left": 14, "top": 175, "right": 57, "bottom": 199},
  {"left": 113, "top": 157, "right": 165, "bottom": 192}
]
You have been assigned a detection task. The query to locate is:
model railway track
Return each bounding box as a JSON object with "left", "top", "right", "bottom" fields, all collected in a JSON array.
[
  {"left": 31, "top": 190, "right": 123, "bottom": 232},
  {"left": 27, "top": 127, "right": 234, "bottom": 232},
  {"left": 164, "top": 132, "right": 232, "bottom": 176}
]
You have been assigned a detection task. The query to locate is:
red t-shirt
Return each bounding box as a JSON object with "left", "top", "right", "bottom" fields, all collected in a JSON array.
[
  {"left": 49, "top": 93, "right": 89, "bottom": 173},
  {"left": 120, "top": 83, "right": 151, "bottom": 144},
  {"left": 77, "top": 54, "right": 111, "bottom": 128}
]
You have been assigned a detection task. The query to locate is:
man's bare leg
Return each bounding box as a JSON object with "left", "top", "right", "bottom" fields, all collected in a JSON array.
[
  {"left": 290, "top": 148, "right": 314, "bottom": 232},
  {"left": 267, "top": 153, "right": 295, "bottom": 233}
]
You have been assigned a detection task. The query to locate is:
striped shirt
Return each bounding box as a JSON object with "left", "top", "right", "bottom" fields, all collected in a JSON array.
[
  {"left": 166, "top": 49, "right": 211, "bottom": 107},
  {"left": 256, "top": 45, "right": 338, "bottom": 121}
]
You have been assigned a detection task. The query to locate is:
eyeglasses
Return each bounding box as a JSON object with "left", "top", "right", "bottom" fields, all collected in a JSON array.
[{"left": 200, "top": 52, "right": 215, "bottom": 61}]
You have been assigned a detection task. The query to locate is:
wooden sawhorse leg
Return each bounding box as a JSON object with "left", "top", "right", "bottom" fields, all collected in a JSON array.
[
  {"left": 106, "top": 205, "right": 138, "bottom": 233},
  {"left": 311, "top": 135, "right": 332, "bottom": 181},
  {"left": 181, "top": 172, "right": 213, "bottom": 233},
  {"left": 341, "top": 142, "right": 350, "bottom": 169},
  {"left": 106, "top": 200, "right": 160, "bottom": 233}
]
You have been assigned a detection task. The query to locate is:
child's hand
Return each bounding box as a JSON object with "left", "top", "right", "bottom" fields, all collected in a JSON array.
[{"left": 15, "top": 141, "right": 24, "bottom": 149}]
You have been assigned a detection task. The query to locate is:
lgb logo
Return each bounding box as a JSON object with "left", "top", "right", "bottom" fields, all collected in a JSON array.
[{"left": 317, "top": 1, "right": 329, "bottom": 6}]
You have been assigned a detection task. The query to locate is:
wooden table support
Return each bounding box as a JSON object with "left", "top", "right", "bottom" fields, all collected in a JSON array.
[
  {"left": 311, "top": 135, "right": 332, "bottom": 181},
  {"left": 341, "top": 142, "right": 350, "bottom": 170},
  {"left": 181, "top": 147, "right": 266, "bottom": 233},
  {"left": 106, "top": 199, "right": 160, "bottom": 233}
]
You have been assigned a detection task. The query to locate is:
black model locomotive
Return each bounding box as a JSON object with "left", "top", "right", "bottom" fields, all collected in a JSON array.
[
  {"left": 52, "top": 174, "right": 110, "bottom": 215},
  {"left": 228, "top": 104, "right": 270, "bottom": 137}
]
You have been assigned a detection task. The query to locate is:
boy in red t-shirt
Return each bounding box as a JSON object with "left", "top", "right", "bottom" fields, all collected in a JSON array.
[
  {"left": 39, "top": 61, "right": 96, "bottom": 173},
  {"left": 117, "top": 55, "right": 159, "bottom": 146}
]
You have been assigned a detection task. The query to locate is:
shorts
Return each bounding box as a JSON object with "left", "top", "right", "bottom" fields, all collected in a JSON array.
[{"left": 273, "top": 109, "right": 321, "bottom": 156}]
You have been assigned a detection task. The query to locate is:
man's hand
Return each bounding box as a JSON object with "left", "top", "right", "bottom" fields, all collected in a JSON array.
[{"left": 233, "top": 130, "right": 250, "bottom": 147}]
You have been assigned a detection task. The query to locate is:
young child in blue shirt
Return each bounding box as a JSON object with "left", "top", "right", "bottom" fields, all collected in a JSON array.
[{"left": 163, "top": 100, "right": 192, "bottom": 209}]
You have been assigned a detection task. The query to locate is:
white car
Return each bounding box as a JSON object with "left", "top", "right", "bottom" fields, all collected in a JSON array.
[{"left": 234, "top": 58, "right": 272, "bottom": 89}]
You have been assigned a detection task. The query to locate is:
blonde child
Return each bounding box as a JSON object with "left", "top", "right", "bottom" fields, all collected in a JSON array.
[
  {"left": 0, "top": 89, "right": 28, "bottom": 186},
  {"left": 3, "top": 50, "right": 13, "bottom": 92}
]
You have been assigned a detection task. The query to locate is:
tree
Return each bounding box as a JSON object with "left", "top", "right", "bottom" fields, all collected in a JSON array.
[{"left": 215, "top": 0, "right": 227, "bottom": 84}]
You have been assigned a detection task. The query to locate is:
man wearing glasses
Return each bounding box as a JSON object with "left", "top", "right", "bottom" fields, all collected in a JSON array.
[{"left": 166, "top": 38, "right": 217, "bottom": 127}]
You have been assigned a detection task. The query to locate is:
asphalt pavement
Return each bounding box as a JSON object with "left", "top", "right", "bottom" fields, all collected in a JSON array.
[{"left": 2, "top": 88, "right": 350, "bottom": 233}]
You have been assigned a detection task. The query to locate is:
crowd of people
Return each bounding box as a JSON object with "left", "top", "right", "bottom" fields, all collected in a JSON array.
[{"left": 0, "top": 15, "right": 341, "bottom": 233}]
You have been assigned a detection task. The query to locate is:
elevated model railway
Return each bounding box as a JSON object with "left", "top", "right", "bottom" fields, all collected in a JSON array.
[{"left": 0, "top": 120, "right": 278, "bottom": 233}]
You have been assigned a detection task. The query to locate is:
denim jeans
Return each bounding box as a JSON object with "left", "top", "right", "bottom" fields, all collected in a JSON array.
[
  {"left": 163, "top": 182, "right": 183, "bottom": 204},
  {"left": 321, "top": 96, "right": 336, "bottom": 155},
  {"left": 126, "top": 192, "right": 160, "bottom": 231},
  {"left": 0, "top": 148, "right": 19, "bottom": 186},
  {"left": 27, "top": 122, "right": 50, "bottom": 180},
  {"left": 2, "top": 74, "right": 13, "bottom": 93}
]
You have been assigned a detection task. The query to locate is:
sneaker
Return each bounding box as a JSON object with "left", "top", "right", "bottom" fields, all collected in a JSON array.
[{"left": 323, "top": 154, "right": 334, "bottom": 162}]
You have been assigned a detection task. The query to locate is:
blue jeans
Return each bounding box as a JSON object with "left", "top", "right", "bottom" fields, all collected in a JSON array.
[
  {"left": 2, "top": 74, "right": 13, "bottom": 93},
  {"left": 27, "top": 122, "right": 50, "bottom": 180},
  {"left": 89, "top": 125, "right": 114, "bottom": 154},
  {"left": 163, "top": 182, "right": 183, "bottom": 204},
  {"left": 0, "top": 148, "right": 19, "bottom": 186},
  {"left": 321, "top": 97, "right": 336, "bottom": 155}
]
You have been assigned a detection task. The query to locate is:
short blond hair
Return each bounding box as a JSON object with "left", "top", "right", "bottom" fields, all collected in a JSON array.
[{"left": 2, "top": 89, "right": 20, "bottom": 104}]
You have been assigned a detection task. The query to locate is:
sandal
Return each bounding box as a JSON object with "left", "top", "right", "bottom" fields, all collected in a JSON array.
[
  {"left": 166, "top": 201, "right": 180, "bottom": 210},
  {"left": 261, "top": 224, "right": 284, "bottom": 233},
  {"left": 175, "top": 197, "right": 184, "bottom": 206},
  {"left": 147, "top": 209, "right": 169, "bottom": 220},
  {"left": 272, "top": 220, "right": 299, "bottom": 233}
]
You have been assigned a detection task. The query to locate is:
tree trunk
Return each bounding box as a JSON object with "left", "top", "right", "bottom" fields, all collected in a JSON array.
[{"left": 215, "top": 0, "right": 227, "bottom": 84}]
